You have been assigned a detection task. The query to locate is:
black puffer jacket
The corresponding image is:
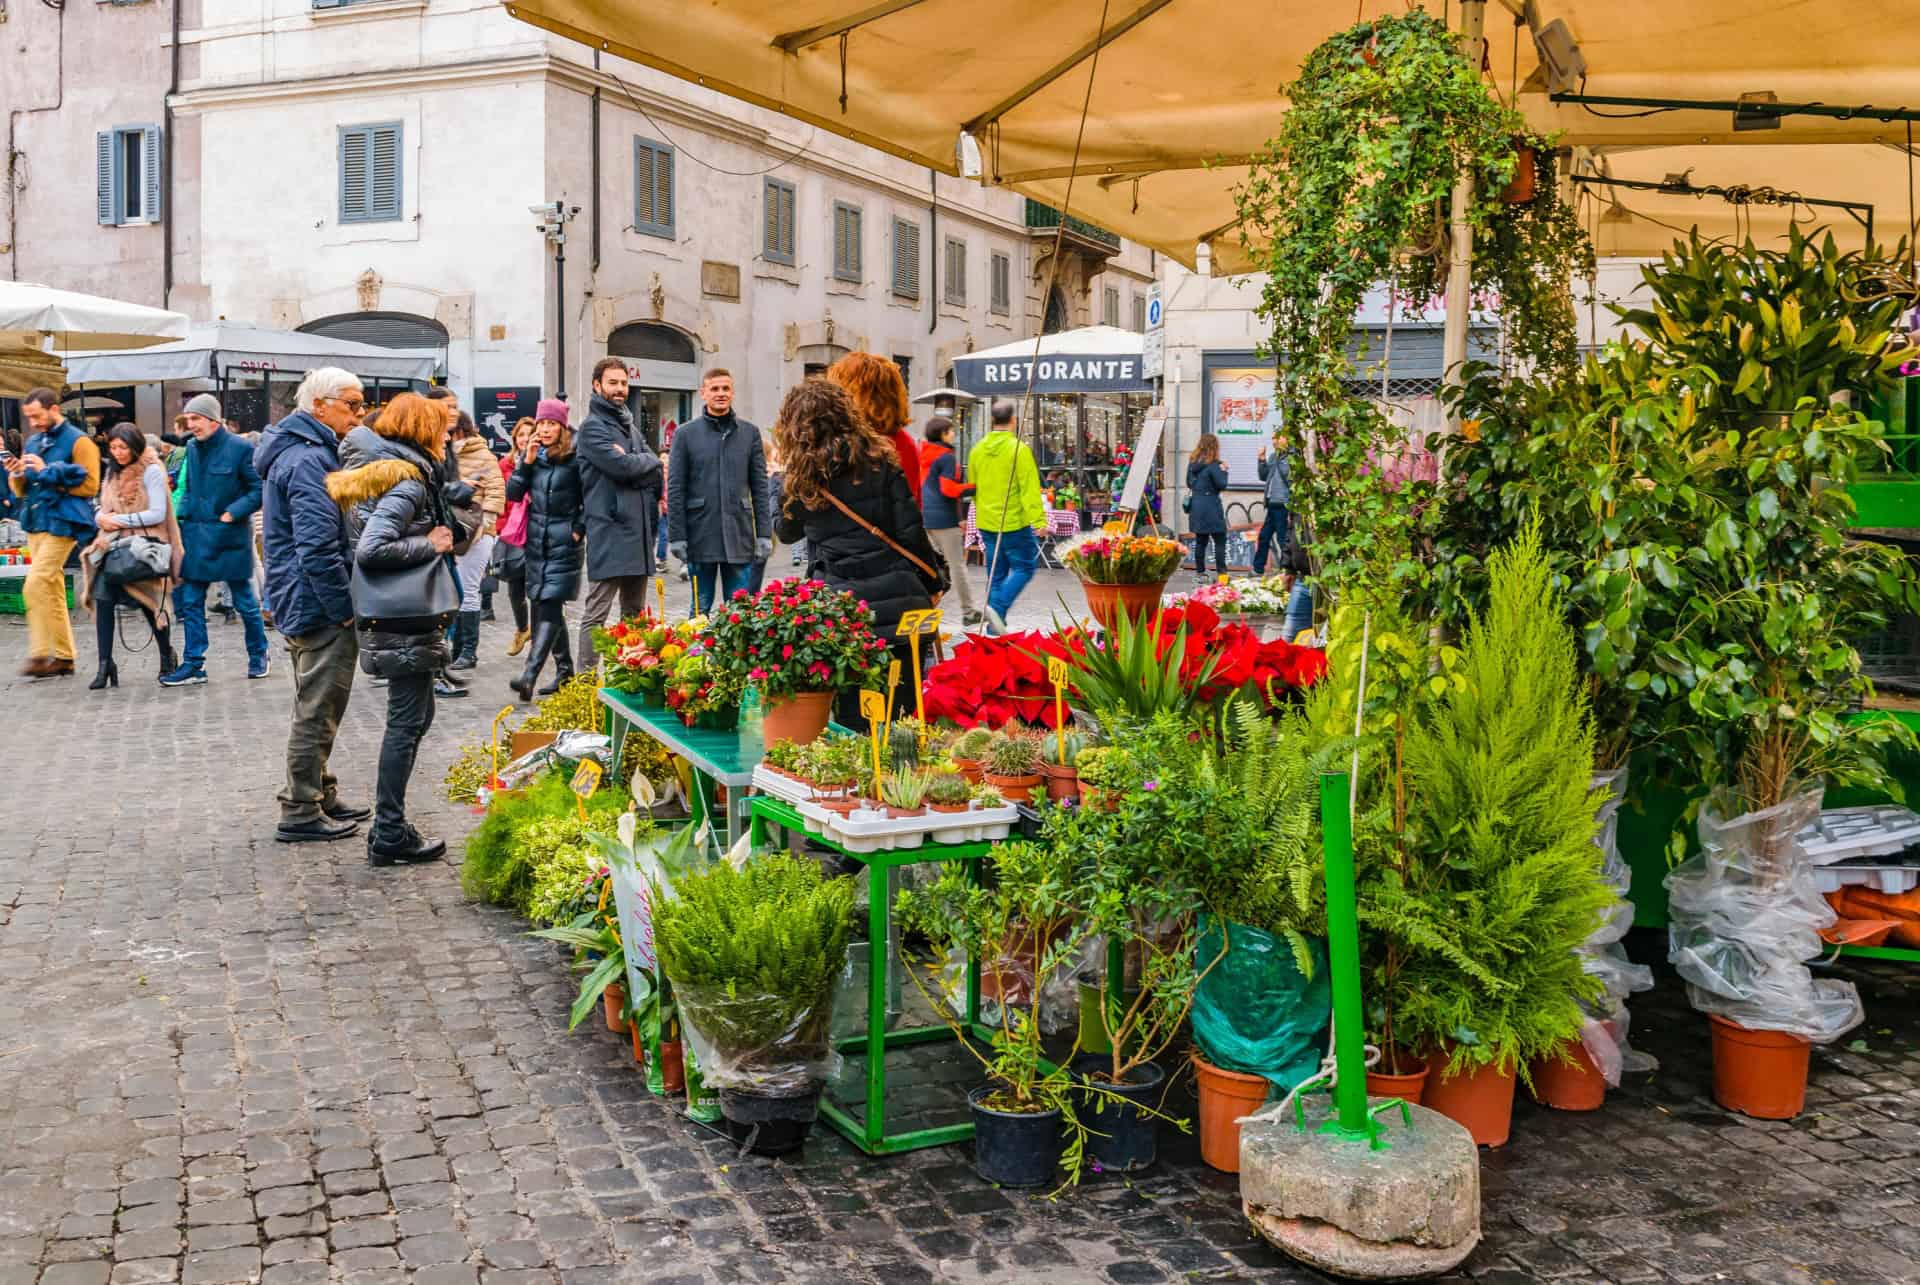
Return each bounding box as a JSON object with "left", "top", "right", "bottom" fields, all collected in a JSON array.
[
  {"left": 505, "top": 447, "right": 586, "bottom": 602},
  {"left": 327, "top": 425, "right": 455, "bottom": 677},
  {"left": 775, "top": 459, "right": 946, "bottom": 638}
]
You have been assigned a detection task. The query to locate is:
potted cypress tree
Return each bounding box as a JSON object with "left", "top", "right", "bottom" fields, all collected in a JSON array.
[{"left": 652, "top": 854, "right": 855, "bottom": 1155}]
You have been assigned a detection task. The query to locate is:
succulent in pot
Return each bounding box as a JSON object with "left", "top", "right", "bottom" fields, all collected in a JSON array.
[
  {"left": 982, "top": 733, "right": 1045, "bottom": 803},
  {"left": 879, "top": 767, "right": 933, "bottom": 818},
  {"left": 925, "top": 771, "right": 974, "bottom": 813},
  {"left": 1037, "top": 731, "right": 1087, "bottom": 805}
]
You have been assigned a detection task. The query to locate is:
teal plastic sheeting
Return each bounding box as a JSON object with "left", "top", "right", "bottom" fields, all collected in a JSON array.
[{"left": 1192, "top": 917, "right": 1331, "bottom": 1093}]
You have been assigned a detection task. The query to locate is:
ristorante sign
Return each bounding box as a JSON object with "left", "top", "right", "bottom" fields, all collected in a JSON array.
[{"left": 952, "top": 352, "right": 1153, "bottom": 396}]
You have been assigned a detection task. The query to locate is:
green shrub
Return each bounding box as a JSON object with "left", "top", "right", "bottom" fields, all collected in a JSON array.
[{"left": 461, "top": 771, "right": 630, "bottom": 914}]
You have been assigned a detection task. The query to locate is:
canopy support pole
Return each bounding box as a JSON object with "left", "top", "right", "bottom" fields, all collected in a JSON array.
[{"left": 1442, "top": 0, "right": 1488, "bottom": 431}]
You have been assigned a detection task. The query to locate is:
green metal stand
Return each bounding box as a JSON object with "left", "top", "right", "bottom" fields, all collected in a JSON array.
[{"left": 748, "top": 795, "right": 1002, "bottom": 1155}]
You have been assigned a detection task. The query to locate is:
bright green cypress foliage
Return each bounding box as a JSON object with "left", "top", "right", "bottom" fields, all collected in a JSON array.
[{"left": 1370, "top": 521, "right": 1612, "bottom": 1075}]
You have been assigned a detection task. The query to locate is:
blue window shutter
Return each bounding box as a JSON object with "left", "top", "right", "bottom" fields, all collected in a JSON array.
[
  {"left": 339, "top": 126, "right": 369, "bottom": 222},
  {"left": 141, "top": 125, "right": 163, "bottom": 222},
  {"left": 368, "top": 123, "right": 402, "bottom": 221},
  {"left": 97, "top": 131, "right": 119, "bottom": 226},
  {"left": 656, "top": 143, "right": 674, "bottom": 236}
]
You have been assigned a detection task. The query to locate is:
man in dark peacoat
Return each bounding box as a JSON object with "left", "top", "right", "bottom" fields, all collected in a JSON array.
[
  {"left": 667, "top": 369, "right": 769, "bottom": 616},
  {"left": 166, "top": 394, "right": 271, "bottom": 684},
  {"left": 574, "top": 358, "right": 662, "bottom": 662}
]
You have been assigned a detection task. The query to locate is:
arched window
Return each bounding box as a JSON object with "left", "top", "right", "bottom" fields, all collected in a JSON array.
[
  {"left": 608, "top": 322, "right": 697, "bottom": 364},
  {"left": 1043, "top": 287, "right": 1070, "bottom": 335},
  {"left": 299, "top": 311, "right": 449, "bottom": 350}
]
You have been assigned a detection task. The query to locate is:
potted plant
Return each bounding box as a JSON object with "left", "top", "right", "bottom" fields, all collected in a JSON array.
[
  {"left": 1058, "top": 531, "right": 1186, "bottom": 630},
  {"left": 763, "top": 738, "right": 805, "bottom": 781},
  {"left": 878, "top": 767, "right": 932, "bottom": 818},
  {"left": 949, "top": 727, "right": 995, "bottom": 783},
  {"left": 653, "top": 853, "right": 855, "bottom": 1155},
  {"left": 925, "top": 771, "right": 973, "bottom": 814},
  {"left": 1074, "top": 745, "right": 1136, "bottom": 813},
  {"left": 971, "top": 782, "right": 1006, "bottom": 809},
  {"left": 981, "top": 733, "right": 1044, "bottom": 803},
  {"left": 897, "top": 840, "right": 1089, "bottom": 1189},
  {"left": 1037, "top": 731, "right": 1086, "bottom": 805},
  {"left": 706, "top": 578, "right": 887, "bottom": 745},
  {"left": 799, "top": 738, "right": 862, "bottom": 815}
]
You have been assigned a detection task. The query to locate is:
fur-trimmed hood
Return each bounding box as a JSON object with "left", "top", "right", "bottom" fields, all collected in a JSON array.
[{"left": 326, "top": 426, "right": 432, "bottom": 512}]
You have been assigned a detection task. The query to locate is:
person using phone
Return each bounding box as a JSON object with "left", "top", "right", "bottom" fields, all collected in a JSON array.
[{"left": 7, "top": 387, "right": 101, "bottom": 677}]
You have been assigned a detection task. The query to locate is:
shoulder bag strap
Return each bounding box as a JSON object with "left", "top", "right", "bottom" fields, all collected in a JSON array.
[{"left": 822, "top": 490, "right": 942, "bottom": 585}]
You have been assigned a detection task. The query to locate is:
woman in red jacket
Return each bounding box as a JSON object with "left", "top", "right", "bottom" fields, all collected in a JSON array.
[{"left": 826, "top": 352, "right": 922, "bottom": 503}]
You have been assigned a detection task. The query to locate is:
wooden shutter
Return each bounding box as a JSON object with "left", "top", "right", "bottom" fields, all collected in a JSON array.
[
  {"left": 97, "top": 131, "right": 119, "bottom": 226},
  {"left": 944, "top": 239, "right": 966, "bottom": 304},
  {"left": 833, "top": 203, "right": 861, "bottom": 281},
  {"left": 764, "top": 179, "right": 795, "bottom": 264},
  {"left": 634, "top": 139, "right": 673, "bottom": 237},
  {"left": 368, "top": 124, "right": 402, "bottom": 220},
  {"left": 141, "top": 125, "right": 163, "bottom": 222},
  {"left": 990, "top": 253, "right": 1010, "bottom": 314},
  {"left": 339, "top": 127, "right": 370, "bottom": 222},
  {"left": 892, "top": 218, "right": 920, "bottom": 298}
]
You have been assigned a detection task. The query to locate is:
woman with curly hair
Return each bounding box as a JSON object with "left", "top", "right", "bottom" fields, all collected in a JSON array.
[
  {"left": 824, "top": 351, "right": 923, "bottom": 502},
  {"left": 775, "top": 379, "right": 947, "bottom": 725}
]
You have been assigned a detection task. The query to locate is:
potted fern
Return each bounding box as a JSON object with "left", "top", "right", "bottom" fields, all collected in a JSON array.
[{"left": 652, "top": 853, "right": 855, "bottom": 1155}]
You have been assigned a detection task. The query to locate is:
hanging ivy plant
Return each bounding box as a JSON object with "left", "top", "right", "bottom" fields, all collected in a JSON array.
[{"left": 1477, "top": 141, "right": 1596, "bottom": 378}]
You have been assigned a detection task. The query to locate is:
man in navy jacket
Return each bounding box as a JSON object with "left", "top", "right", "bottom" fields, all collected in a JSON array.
[
  {"left": 164, "top": 394, "right": 271, "bottom": 685},
  {"left": 255, "top": 369, "right": 369, "bottom": 844}
]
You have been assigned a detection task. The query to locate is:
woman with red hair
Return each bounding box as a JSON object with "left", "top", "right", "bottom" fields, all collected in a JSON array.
[{"left": 825, "top": 352, "right": 922, "bottom": 504}]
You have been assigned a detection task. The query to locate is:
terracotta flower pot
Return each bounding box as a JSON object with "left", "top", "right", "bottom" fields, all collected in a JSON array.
[
  {"left": 628, "top": 1018, "right": 646, "bottom": 1065},
  {"left": 760, "top": 689, "right": 834, "bottom": 746},
  {"left": 1037, "top": 762, "right": 1082, "bottom": 804},
  {"left": 928, "top": 802, "right": 970, "bottom": 814},
  {"left": 1528, "top": 1039, "right": 1607, "bottom": 1112},
  {"left": 655, "top": 1039, "right": 686, "bottom": 1094},
  {"left": 1365, "top": 1051, "right": 1430, "bottom": 1105},
  {"left": 819, "top": 796, "right": 859, "bottom": 817},
  {"left": 1501, "top": 142, "right": 1538, "bottom": 204},
  {"left": 983, "top": 771, "right": 1043, "bottom": 804},
  {"left": 1080, "top": 786, "right": 1120, "bottom": 813},
  {"left": 1709, "top": 1015, "right": 1811, "bottom": 1119},
  {"left": 604, "top": 984, "right": 628, "bottom": 1035},
  {"left": 1080, "top": 578, "right": 1168, "bottom": 632},
  {"left": 883, "top": 805, "right": 926, "bottom": 819},
  {"left": 1423, "top": 1051, "right": 1517, "bottom": 1147},
  {"left": 1192, "top": 1054, "right": 1270, "bottom": 1173},
  {"left": 953, "top": 757, "right": 984, "bottom": 784}
]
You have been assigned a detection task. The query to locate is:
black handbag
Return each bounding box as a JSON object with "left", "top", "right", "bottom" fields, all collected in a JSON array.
[
  {"left": 349, "top": 553, "right": 461, "bottom": 624},
  {"left": 101, "top": 536, "right": 171, "bottom": 587}
]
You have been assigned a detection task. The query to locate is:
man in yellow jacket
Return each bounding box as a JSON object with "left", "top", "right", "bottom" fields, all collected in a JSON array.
[{"left": 966, "top": 399, "right": 1047, "bottom": 634}]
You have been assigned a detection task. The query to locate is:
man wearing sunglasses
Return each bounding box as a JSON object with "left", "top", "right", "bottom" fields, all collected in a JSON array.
[{"left": 255, "top": 368, "right": 372, "bottom": 844}]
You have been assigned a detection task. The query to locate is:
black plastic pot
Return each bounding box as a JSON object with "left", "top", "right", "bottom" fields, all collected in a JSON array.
[
  {"left": 968, "top": 1085, "right": 1063, "bottom": 1188},
  {"left": 718, "top": 1084, "right": 824, "bottom": 1157},
  {"left": 1072, "top": 1055, "right": 1167, "bottom": 1173}
]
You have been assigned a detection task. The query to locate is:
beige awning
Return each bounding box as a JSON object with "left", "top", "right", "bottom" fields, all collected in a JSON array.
[{"left": 504, "top": 0, "right": 1920, "bottom": 268}]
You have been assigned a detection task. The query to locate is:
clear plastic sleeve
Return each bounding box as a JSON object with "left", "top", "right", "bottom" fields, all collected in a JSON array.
[
  {"left": 672, "top": 978, "right": 841, "bottom": 1095},
  {"left": 1664, "top": 787, "right": 1864, "bottom": 1044}
]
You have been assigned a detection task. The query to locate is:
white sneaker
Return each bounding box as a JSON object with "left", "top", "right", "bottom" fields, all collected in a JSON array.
[{"left": 983, "top": 606, "right": 1008, "bottom": 636}]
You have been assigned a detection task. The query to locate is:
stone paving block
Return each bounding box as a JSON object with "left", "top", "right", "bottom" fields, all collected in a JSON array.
[
  {"left": 329, "top": 1247, "right": 401, "bottom": 1273},
  {"left": 261, "top": 1239, "right": 326, "bottom": 1266},
  {"left": 109, "top": 1260, "right": 180, "bottom": 1285},
  {"left": 181, "top": 1248, "right": 262, "bottom": 1285},
  {"left": 259, "top": 1265, "right": 327, "bottom": 1285},
  {"left": 40, "top": 1266, "right": 112, "bottom": 1285},
  {"left": 261, "top": 1214, "right": 325, "bottom": 1242}
]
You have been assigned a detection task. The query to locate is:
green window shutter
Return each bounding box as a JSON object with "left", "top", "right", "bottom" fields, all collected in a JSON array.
[{"left": 892, "top": 218, "right": 920, "bottom": 298}]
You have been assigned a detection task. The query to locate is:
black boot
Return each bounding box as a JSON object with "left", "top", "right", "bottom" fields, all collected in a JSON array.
[
  {"left": 155, "top": 626, "right": 178, "bottom": 679},
  {"left": 89, "top": 657, "right": 119, "bottom": 690},
  {"left": 479, "top": 592, "right": 496, "bottom": 623},
  {"left": 539, "top": 628, "right": 574, "bottom": 697},
  {"left": 448, "top": 611, "right": 479, "bottom": 671},
  {"left": 512, "top": 618, "right": 559, "bottom": 702}
]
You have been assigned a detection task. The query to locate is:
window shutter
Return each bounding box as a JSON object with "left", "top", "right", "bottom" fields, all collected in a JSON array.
[
  {"left": 1102, "top": 286, "right": 1119, "bottom": 327},
  {"left": 892, "top": 219, "right": 920, "bottom": 298},
  {"left": 763, "top": 179, "right": 795, "bottom": 264},
  {"left": 141, "top": 125, "right": 163, "bottom": 222},
  {"left": 832, "top": 203, "right": 861, "bottom": 281},
  {"left": 633, "top": 139, "right": 672, "bottom": 237},
  {"left": 990, "top": 252, "right": 1010, "bottom": 314},
  {"left": 97, "top": 131, "right": 119, "bottom": 226},
  {"left": 339, "top": 127, "right": 369, "bottom": 222},
  {"left": 655, "top": 146, "right": 674, "bottom": 235},
  {"left": 368, "top": 124, "right": 402, "bottom": 221},
  {"left": 1131, "top": 293, "right": 1146, "bottom": 331},
  {"left": 780, "top": 184, "right": 796, "bottom": 259},
  {"left": 944, "top": 239, "right": 966, "bottom": 304}
]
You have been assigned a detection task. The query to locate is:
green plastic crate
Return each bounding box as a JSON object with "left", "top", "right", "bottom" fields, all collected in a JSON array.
[{"left": 0, "top": 570, "right": 75, "bottom": 614}]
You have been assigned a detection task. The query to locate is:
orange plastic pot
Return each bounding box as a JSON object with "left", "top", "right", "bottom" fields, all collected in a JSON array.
[
  {"left": 1081, "top": 579, "right": 1168, "bottom": 631},
  {"left": 604, "top": 984, "right": 628, "bottom": 1035},
  {"left": 1528, "top": 1040, "right": 1607, "bottom": 1112},
  {"left": 1193, "top": 1054, "right": 1270, "bottom": 1173},
  {"left": 655, "top": 1039, "right": 686, "bottom": 1094},
  {"left": 1365, "top": 1055, "right": 1429, "bottom": 1105},
  {"left": 628, "top": 1018, "right": 645, "bottom": 1065},
  {"left": 1423, "top": 1052, "right": 1517, "bottom": 1147},
  {"left": 953, "top": 758, "right": 984, "bottom": 784},
  {"left": 1501, "top": 143, "right": 1538, "bottom": 204},
  {"left": 761, "top": 690, "right": 834, "bottom": 746},
  {"left": 1709, "top": 1016, "right": 1811, "bottom": 1119}
]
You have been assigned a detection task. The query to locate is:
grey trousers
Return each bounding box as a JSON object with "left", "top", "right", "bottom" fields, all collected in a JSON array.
[
  {"left": 926, "top": 526, "right": 979, "bottom": 616},
  {"left": 279, "top": 623, "right": 358, "bottom": 823},
  {"left": 578, "top": 575, "right": 649, "bottom": 675}
]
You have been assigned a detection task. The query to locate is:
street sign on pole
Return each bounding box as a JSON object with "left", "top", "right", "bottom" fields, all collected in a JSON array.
[{"left": 1142, "top": 284, "right": 1165, "bottom": 379}]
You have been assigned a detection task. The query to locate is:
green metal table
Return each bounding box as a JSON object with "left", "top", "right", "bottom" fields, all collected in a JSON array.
[
  {"left": 598, "top": 688, "right": 768, "bottom": 845},
  {"left": 748, "top": 793, "right": 1002, "bottom": 1155}
]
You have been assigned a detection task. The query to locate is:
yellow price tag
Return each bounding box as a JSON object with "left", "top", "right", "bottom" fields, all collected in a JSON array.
[
  {"left": 884, "top": 658, "right": 902, "bottom": 728},
  {"left": 570, "top": 759, "right": 604, "bottom": 821},
  {"left": 655, "top": 575, "right": 666, "bottom": 622},
  {"left": 859, "top": 690, "right": 888, "bottom": 786},
  {"left": 894, "top": 612, "right": 941, "bottom": 741},
  {"left": 1046, "top": 657, "right": 1070, "bottom": 758}
]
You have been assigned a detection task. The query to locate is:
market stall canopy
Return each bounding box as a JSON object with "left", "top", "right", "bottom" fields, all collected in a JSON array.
[
  {"left": 61, "top": 321, "right": 440, "bottom": 388},
  {"left": 952, "top": 326, "right": 1151, "bottom": 397},
  {"left": 503, "top": 0, "right": 1920, "bottom": 270},
  {"left": 0, "top": 342, "right": 67, "bottom": 400},
  {"left": 0, "top": 282, "right": 189, "bottom": 353}
]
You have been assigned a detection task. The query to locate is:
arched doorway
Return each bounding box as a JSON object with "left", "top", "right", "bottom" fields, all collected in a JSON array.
[
  {"left": 797, "top": 341, "right": 850, "bottom": 379},
  {"left": 297, "top": 311, "right": 447, "bottom": 415},
  {"left": 1043, "top": 287, "right": 1071, "bottom": 335},
  {"left": 608, "top": 321, "right": 700, "bottom": 452}
]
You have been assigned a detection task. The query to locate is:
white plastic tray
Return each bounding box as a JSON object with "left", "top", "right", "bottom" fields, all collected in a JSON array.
[
  {"left": 1796, "top": 805, "right": 1920, "bottom": 866},
  {"left": 751, "top": 765, "right": 1018, "bottom": 853},
  {"left": 1809, "top": 863, "right": 1920, "bottom": 895}
]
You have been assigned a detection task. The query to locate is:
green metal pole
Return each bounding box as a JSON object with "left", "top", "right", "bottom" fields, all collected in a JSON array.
[
  {"left": 867, "top": 859, "right": 887, "bottom": 1150},
  {"left": 1320, "top": 771, "right": 1371, "bottom": 1139}
]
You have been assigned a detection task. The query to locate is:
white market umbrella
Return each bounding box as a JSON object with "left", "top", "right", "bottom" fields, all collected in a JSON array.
[
  {"left": 0, "top": 281, "right": 189, "bottom": 353},
  {"left": 910, "top": 386, "right": 980, "bottom": 405}
]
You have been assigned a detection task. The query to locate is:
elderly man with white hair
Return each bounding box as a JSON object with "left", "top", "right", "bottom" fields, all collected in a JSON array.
[{"left": 254, "top": 367, "right": 371, "bottom": 844}]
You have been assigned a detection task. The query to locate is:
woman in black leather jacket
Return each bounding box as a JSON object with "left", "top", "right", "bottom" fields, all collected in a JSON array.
[
  {"left": 504, "top": 405, "right": 586, "bottom": 701},
  {"left": 326, "top": 393, "right": 459, "bottom": 868}
]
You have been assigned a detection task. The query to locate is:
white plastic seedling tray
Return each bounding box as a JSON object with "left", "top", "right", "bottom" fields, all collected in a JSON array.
[
  {"left": 1795, "top": 805, "right": 1920, "bottom": 866},
  {"left": 751, "top": 765, "right": 1019, "bottom": 852},
  {"left": 1810, "top": 863, "right": 1920, "bottom": 895}
]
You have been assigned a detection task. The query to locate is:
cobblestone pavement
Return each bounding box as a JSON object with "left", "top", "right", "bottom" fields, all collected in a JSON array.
[{"left": 3, "top": 582, "right": 1920, "bottom": 1285}]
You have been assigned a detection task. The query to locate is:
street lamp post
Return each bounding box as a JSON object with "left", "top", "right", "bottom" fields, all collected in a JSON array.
[{"left": 532, "top": 201, "right": 580, "bottom": 399}]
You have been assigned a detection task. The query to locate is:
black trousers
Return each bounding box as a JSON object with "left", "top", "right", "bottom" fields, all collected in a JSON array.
[
  {"left": 506, "top": 574, "right": 529, "bottom": 630},
  {"left": 93, "top": 581, "right": 167, "bottom": 662},
  {"left": 1192, "top": 531, "right": 1228, "bottom": 576},
  {"left": 375, "top": 669, "right": 436, "bottom": 841}
]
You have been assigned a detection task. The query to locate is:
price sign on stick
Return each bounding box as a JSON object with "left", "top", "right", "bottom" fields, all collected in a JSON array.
[
  {"left": 1047, "top": 657, "right": 1070, "bottom": 759},
  {"left": 896, "top": 609, "right": 942, "bottom": 739},
  {"left": 859, "top": 690, "right": 888, "bottom": 786},
  {"left": 884, "top": 658, "right": 902, "bottom": 728},
  {"left": 688, "top": 572, "right": 699, "bottom": 620},
  {"left": 569, "top": 758, "right": 604, "bottom": 822},
  {"left": 654, "top": 575, "right": 666, "bottom": 622},
  {"left": 489, "top": 705, "right": 516, "bottom": 790}
]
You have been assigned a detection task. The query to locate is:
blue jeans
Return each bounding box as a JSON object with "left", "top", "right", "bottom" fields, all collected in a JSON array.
[
  {"left": 656, "top": 519, "right": 670, "bottom": 563},
  {"left": 979, "top": 527, "right": 1039, "bottom": 621},
  {"left": 1283, "top": 580, "right": 1314, "bottom": 642},
  {"left": 691, "top": 562, "right": 754, "bottom": 616},
  {"left": 1251, "top": 504, "right": 1290, "bottom": 575},
  {"left": 175, "top": 578, "right": 269, "bottom": 669}
]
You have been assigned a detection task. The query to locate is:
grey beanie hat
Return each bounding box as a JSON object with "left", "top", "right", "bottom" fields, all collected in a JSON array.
[{"left": 182, "top": 393, "right": 223, "bottom": 420}]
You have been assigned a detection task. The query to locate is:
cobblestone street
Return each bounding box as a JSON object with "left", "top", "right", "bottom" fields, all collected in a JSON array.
[{"left": 3, "top": 586, "right": 1919, "bottom": 1285}]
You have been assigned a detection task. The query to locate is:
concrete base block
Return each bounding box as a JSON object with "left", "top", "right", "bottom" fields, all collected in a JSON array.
[{"left": 1240, "top": 1096, "right": 1481, "bottom": 1280}]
